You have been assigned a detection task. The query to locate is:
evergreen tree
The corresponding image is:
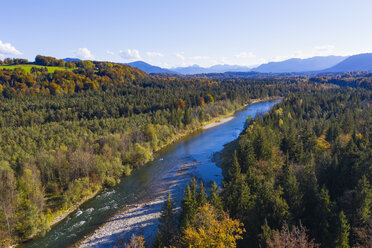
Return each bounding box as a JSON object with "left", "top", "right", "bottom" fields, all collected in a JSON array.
[
  {"left": 190, "top": 178, "right": 198, "bottom": 201},
  {"left": 314, "top": 187, "right": 337, "bottom": 247},
  {"left": 209, "top": 182, "right": 223, "bottom": 211},
  {"left": 238, "top": 139, "right": 257, "bottom": 173},
  {"left": 227, "top": 151, "right": 241, "bottom": 182},
  {"left": 154, "top": 192, "right": 176, "bottom": 247},
  {"left": 179, "top": 184, "right": 197, "bottom": 230},
  {"left": 335, "top": 211, "right": 350, "bottom": 248},
  {"left": 223, "top": 151, "right": 243, "bottom": 216},
  {"left": 278, "top": 153, "right": 302, "bottom": 220},
  {"left": 197, "top": 180, "right": 207, "bottom": 207},
  {"left": 259, "top": 219, "right": 273, "bottom": 248},
  {"left": 353, "top": 176, "right": 372, "bottom": 226},
  {"left": 183, "top": 108, "right": 192, "bottom": 125}
]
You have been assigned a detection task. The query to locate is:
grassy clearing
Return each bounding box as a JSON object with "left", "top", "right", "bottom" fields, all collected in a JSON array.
[{"left": 0, "top": 64, "right": 74, "bottom": 73}]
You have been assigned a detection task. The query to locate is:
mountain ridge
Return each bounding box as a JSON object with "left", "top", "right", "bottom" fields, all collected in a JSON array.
[
  {"left": 252, "top": 55, "right": 347, "bottom": 73},
  {"left": 322, "top": 53, "right": 372, "bottom": 72}
]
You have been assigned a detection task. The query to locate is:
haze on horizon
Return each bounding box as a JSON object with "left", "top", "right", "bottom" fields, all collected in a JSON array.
[{"left": 1, "top": 0, "right": 372, "bottom": 68}]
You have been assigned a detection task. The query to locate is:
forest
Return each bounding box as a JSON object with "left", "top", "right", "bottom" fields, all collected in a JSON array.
[
  {"left": 219, "top": 88, "right": 372, "bottom": 247},
  {"left": 0, "top": 55, "right": 371, "bottom": 247},
  {"left": 125, "top": 87, "right": 371, "bottom": 248},
  {"left": 0, "top": 56, "right": 308, "bottom": 246}
]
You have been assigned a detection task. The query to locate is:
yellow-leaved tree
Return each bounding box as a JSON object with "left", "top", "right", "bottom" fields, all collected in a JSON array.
[{"left": 181, "top": 204, "right": 245, "bottom": 248}]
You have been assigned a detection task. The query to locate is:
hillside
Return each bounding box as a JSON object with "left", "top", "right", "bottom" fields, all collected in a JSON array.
[
  {"left": 323, "top": 53, "right": 372, "bottom": 72},
  {"left": 252, "top": 55, "right": 346, "bottom": 73},
  {"left": 125, "top": 61, "right": 177, "bottom": 74}
]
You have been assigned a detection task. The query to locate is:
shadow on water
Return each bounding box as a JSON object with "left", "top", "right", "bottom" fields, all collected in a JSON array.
[{"left": 23, "top": 99, "right": 281, "bottom": 248}]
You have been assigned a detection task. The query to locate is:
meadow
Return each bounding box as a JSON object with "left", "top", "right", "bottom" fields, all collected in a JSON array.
[{"left": 0, "top": 64, "right": 73, "bottom": 73}]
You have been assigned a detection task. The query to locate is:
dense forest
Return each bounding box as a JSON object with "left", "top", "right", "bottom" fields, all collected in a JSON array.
[
  {"left": 311, "top": 71, "right": 372, "bottom": 90},
  {"left": 122, "top": 87, "right": 371, "bottom": 248},
  {"left": 0, "top": 56, "right": 309, "bottom": 246},
  {"left": 219, "top": 88, "right": 372, "bottom": 247},
  {"left": 1, "top": 55, "right": 371, "bottom": 247}
]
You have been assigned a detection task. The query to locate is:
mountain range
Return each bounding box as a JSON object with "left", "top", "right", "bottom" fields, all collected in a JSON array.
[
  {"left": 125, "top": 61, "right": 177, "bottom": 74},
  {"left": 64, "top": 52, "right": 372, "bottom": 75},
  {"left": 171, "top": 64, "right": 253, "bottom": 74},
  {"left": 252, "top": 56, "right": 347, "bottom": 73},
  {"left": 322, "top": 53, "right": 372, "bottom": 72}
]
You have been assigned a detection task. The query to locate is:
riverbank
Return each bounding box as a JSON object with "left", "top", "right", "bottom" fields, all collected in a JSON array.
[
  {"left": 202, "top": 116, "right": 235, "bottom": 130},
  {"left": 77, "top": 98, "right": 281, "bottom": 247},
  {"left": 78, "top": 162, "right": 198, "bottom": 247},
  {"left": 50, "top": 189, "right": 101, "bottom": 227},
  {"left": 17, "top": 102, "right": 244, "bottom": 248},
  {"left": 22, "top": 98, "right": 280, "bottom": 248}
]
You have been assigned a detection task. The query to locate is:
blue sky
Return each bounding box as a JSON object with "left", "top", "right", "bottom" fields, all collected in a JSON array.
[{"left": 1, "top": 0, "right": 372, "bottom": 68}]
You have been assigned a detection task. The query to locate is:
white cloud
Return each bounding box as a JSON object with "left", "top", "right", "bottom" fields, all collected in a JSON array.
[
  {"left": 146, "top": 51, "right": 164, "bottom": 57},
  {"left": 0, "top": 40, "right": 22, "bottom": 56},
  {"left": 235, "top": 52, "right": 256, "bottom": 59},
  {"left": 119, "top": 49, "right": 141, "bottom": 61},
  {"left": 74, "top": 48, "right": 94, "bottom": 60},
  {"left": 106, "top": 50, "right": 115, "bottom": 55},
  {"left": 175, "top": 52, "right": 185, "bottom": 61}
]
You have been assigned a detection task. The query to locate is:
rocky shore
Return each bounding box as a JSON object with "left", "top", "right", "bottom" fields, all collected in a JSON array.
[{"left": 78, "top": 162, "right": 198, "bottom": 248}]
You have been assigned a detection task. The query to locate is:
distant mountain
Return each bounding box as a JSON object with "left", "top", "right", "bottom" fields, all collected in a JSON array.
[
  {"left": 252, "top": 56, "right": 347, "bottom": 73},
  {"left": 63, "top": 58, "right": 81, "bottom": 62},
  {"left": 172, "top": 64, "right": 252, "bottom": 75},
  {"left": 172, "top": 65, "right": 208, "bottom": 75},
  {"left": 125, "top": 61, "right": 177, "bottom": 74},
  {"left": 322, "top": 53, "right": 372, "bottom": 72}
]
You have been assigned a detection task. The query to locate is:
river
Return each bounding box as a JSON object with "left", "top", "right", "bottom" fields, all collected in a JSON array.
[{"left": 24, "top": 99, "right": 280, "bottom": 248}]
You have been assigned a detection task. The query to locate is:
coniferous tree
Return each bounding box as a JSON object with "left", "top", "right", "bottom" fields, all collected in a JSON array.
[
  {"left": 353, "top": 176, "right": 372, "bottom": 226},
  {"left": 179, "top": 184, "right": 197, "bottom": 230},
  {"left": 335, "top": 211, "right": 350, "bottom": 248},
  {"left": 154, "top": 192, "right": 176, "bottom": 248},
  {"left": 278, "top": 153, "right": 302, "bottom": 221},
  {"left": 197, "top": 180, "right": 207, "bottom": 207},
  {"left": 209, "top": 182, "right": 223, "bottom": 211}
]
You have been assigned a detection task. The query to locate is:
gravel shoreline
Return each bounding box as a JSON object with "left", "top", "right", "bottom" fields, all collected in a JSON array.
[
  {"left": 202, "top": 116, "right": 235, "bottom": 130},
  {"left": 78, "top": 162, "right": 198, "bottom": 248}
]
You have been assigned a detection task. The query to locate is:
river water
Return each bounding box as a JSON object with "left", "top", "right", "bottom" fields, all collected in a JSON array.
[{"left": 24, "top": 99, "right": 280, "bottom": 248}]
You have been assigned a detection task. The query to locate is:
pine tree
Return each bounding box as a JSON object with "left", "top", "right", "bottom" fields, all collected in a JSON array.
[
  {"left": 183, "top": 108, "right": 192, "bottom": 125},
  {"left": 190, "top": 178, "right": 198, "bottom": 201},
  {"left": 259, "top": 219, "right": 273, "bottom": 248},
  {"left": 227, "top": 151, "right": 241, "bottom": 182},
  {"left": 278, "top": 153, "right": 302, "bottom": 220},
  {"left": 209, "top": 182, "right": 223, "bottom": 211},
  {"left": 314, "top": 187, "right": 336, "bottom": 247},
  {"left": 179, "top": 184, "right": 197, "bottom": 230},
  {"left": 353, "top": 176, "right": 372, "bottom": 225},
  {"left": 197, "top": 180, "right": 207, "bottom": 207},
  {"left": 335, "top": 211, "right": 350, "bottom": 248},
  {"left": 238, "top": 140, "right": 257, "bottom": 173},
  {"left": 223, "top": 151, "right": 243, "bottom": 216},
  {"left": 154, "top": 192, "right": 176, "bottom": 247}
]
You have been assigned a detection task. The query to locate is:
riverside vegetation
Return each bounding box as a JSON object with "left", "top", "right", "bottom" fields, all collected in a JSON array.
[
  {"left": 220, "top": 88, "right": 372, "bottom": 247},
  {"left": 0, "top": 55, "right": 306, "bottom": 246},
  {"left": 131, "top": 87, "right": 371, "bottom": 248}
]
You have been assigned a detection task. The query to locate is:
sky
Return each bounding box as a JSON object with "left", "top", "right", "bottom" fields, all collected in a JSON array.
[{"left": 1, "top": 0, "right": 372, "bottom": 68}]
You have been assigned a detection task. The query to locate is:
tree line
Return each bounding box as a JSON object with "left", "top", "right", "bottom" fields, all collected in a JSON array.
[
  {"left": 0, "top": 56, "right": 309, "bottom": 246},
  {"left": 221, "top": 88, "right": 371, "bottom": 247}
]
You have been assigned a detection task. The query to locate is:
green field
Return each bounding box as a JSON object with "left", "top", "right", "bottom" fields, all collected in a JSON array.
[{"left": 0, "top": 64, "right": 74, "bottom": 73}]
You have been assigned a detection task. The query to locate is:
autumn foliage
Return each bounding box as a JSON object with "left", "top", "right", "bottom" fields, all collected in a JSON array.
[{"left": 181, "top": 204, "right": 245, "bottom": 248}]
